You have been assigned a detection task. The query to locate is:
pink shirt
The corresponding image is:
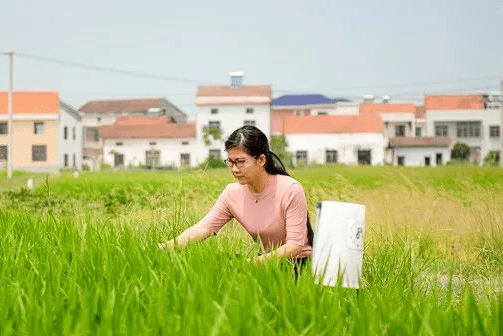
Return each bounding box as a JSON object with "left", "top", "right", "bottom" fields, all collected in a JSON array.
[{"left": 196, "top": 174, "right": 312, "bottom": 259}]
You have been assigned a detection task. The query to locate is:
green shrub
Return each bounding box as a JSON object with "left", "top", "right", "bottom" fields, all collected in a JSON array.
[{"left": 483, "top": 150, "right": 500, "bottom": 166}]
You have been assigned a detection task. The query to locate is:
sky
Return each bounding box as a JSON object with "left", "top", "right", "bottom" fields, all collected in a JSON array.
[{"left": 1, "top": 0, "right": 502, "bottom": 120}]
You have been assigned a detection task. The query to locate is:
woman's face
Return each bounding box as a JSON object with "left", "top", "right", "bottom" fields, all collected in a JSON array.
[{"left": 226, "top": 147, "right": 265, "bottom": 185}]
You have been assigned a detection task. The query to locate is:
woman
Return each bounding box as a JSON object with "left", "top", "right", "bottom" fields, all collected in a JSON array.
[{"left": 159, "top": 125, "right": 313, "bottom": 267}]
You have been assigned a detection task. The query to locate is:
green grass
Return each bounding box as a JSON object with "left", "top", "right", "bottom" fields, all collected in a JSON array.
[{"left": 1, "top": 166, "right": 503, "bottom": 335}]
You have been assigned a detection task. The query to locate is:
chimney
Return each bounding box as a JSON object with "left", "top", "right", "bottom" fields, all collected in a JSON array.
[{"left": 230, "top": 71, "right": 244, "bottom": 88}]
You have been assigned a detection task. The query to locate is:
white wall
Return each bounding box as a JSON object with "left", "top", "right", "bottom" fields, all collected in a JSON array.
[
  {"left": 103, "top": 137, "right": 198, "bottom": 168},
  {"left": 393, "top": 147, "right": 451, "bottom": 167},
  {"left": 59, "top": 107, "right": 83, "bottom": 170},
  {"left": 196, "top": 104, "right": 271, "bottom": 163},
  {"left": 426, "top": 108, "right": 501, "bottom": 163},
  {"left": 285, "top": 133, "right": 385, "bottom": 165}
]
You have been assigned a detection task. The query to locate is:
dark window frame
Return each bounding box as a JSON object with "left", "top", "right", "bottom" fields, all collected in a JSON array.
[{"left": 32, "top": 145, "right": 47, "bottom": 162}]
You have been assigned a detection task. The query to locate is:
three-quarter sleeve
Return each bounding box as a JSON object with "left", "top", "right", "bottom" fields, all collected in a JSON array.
[
  {"left": 194, "top": 185, "right": 234, "bottom": 234},
  {"left": 284, "top": 182, "right": 309, "bottom": 246}
]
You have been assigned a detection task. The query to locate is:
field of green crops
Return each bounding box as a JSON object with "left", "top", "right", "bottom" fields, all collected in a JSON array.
[{"left": 1, "top": 166, "right": 502, "bottom": 335}]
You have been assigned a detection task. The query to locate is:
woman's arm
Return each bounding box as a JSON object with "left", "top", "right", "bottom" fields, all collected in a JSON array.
[
  {"left": 158, "top": 225, "right": 213, "bottom": 250},
  {"left": 251, "top": 243, "right": 304, "bottom": 264}
]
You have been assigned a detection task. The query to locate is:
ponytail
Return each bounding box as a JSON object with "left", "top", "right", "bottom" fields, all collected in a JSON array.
[{"left": 265, "top": 151, "right": 289, "bottom": 176}]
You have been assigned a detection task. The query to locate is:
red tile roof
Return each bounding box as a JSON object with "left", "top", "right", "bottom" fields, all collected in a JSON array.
[
  {"left": 415, "top": 105, "right": 426, "bottom": 119},
  {"left": 360, "top": 103, "right": 417, "bottom": 114},
  {"left": 424, "top": 95, "right": 484, "bottom": 110},
  {"left": 196, "top": 85, "right": 272, "bottom": 105},
  {"left": 0, "top": 91, "right": 59, "bottom": 114},
  {"left": 79, "top": 98, "right": 165, "bottom": 113},
  {"left": 389, "top": 136, "right": 451, "bottom": 147},
  {"left": 100, "top": 116, "right": 195, "bottom": 139},
  {"left": 271, "top": 109, "right": 294, "bottom": 135},
  {"left": 283, "top": 114, "right": 383, "bottom": 135}
]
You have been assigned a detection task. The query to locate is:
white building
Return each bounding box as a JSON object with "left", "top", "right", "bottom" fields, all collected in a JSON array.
[
  {"left": 59, "top": 101, "right": 83, "bottom": 170},
  {"left": 424, "top": 93, "right": 501, "bottom": 164},
  {"left": 388, "top": 137, "right": 452, "bottom": 167},
  {"left": 283, "top": 114, "right": 385, "bottom": 166},
  {"left": 79, "top": 97, "right": 187, "bottom": 170},
  {"left": 100, "top": 116, "right": 197, "bottom": 168},
  {"left": 195, "top": 72, "right": 272, "bottom": 162}
]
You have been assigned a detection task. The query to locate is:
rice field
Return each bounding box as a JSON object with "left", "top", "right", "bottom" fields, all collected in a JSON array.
[{"left": 1, "top": 166, "right": 502, "bottom": 335}]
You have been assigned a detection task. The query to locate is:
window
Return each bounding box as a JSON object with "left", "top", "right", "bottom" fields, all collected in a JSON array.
[
  {"left": 244, "top": 120, "right": 256, "bottom": 127},
  {"left": 64, "top": 154, "right": 69, "bottom": 167},
  {"left": 424, "top": 157, "right": 431, "bottom": 166},
  {"left": 295, "top": 109, "right": 302, "bottom": 116},
  {"left": 145, "top": 150, "right": 160, "bottom": 168},
  {"left": 97, "top": 117, "right": 101, "bottom": 122},
  {"left": 326, "top": 150, "right": 338, "bottom": 163},
  {"left": 435, "top": 124, "right": 448, "bottom": 136},
  {"left": 149, "top": 142, "right": 157, "bottom": 146},
  {"left": 209, "top": 149, "right": 221, "bottom": 160},
  {"left": 0, "top": 122, "right": 7, "bottom": 135},
  {"left": 490, "top": 126, "right": 500, "bottom": 138},
  {"left": 211, "top": 108, "right": 218, "bottom": 115},
  {"left": 358, "top": 150, "right": 371, "bottom": 165},
  {"left": 181, "top": 153, "right": 190, "bottom": 166},
  {"left": 73, "top": 154, "right": 76, "bottom": 168},
  {"left": 397, "top": 156, "right": 405, "bottom": 166},
  {"left": 34, "top": 122, "right": 44, "bottom": 135},
  {"left": 395, "top": 125, "right": 406, "bottom": 137},
  {"left": 415, "top": 127, "right": 422, "bottom": 137},
  {"left": 457, "top": 122, "right": 481, "bottom": 138},
  {"left": 86, "top": 128, "right": 99, "bottom": 142},
  {"left": 64, "top": 127, "right": 68, "bottom": 140},
  {"left": 72, "top": 127, "right": 76, "bottom": 140},
  {"left": 116, "top": 142, "right": 123, "bottom": 146},
  {"left": 317, "top": 111, "right": 328, "bottom": 116},
  {"left": 246, "top": 108, "right": 254, "bottom": 114},
  {"left": 208, "top": 121, "right": 220, "bottom": 130},
  {"left": 32, "top": 145, "right": 47, "bottom": 161},
  {"left": 114, "top": 153, "right": 124, "bottom": 167},
  {"left": 182, "top": 141, "right": 189, "bottom": 145},
  {"left": 0, "top": 145, "right": 7, "bottom": 160},
  {"left": 436, "top": 153, "right": 443, "bottom": 166},
  {"left": 296, "top": 151, "right": 308, "bottom": 165}
]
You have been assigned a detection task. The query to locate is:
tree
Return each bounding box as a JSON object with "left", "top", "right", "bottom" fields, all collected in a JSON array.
[
  {"left": 270, "top": 135, "right": 293, "bottom": 167},
  {"left": 451, "top": 142, "right": 470, "bottom": 161}
]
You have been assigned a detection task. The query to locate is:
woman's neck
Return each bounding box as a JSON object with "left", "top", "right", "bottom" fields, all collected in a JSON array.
[{"left": 247, "top": 172, "right": 272, "bottom": 194}]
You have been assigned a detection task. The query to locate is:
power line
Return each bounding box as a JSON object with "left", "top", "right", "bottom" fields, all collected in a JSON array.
[
  {"left": 274, "top": 76, "right": 502, "bottom": 94},
  {"left": 14, "top": 52, "right": 212, "bottom": 85}
]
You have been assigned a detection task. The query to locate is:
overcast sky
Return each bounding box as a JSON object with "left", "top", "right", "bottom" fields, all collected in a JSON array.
[{"left": 1, "top": 0, "right": 502, "bottom": 119}]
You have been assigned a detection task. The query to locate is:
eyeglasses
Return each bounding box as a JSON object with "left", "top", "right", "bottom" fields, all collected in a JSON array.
[{"left": 224, "top": 158, "right": 253, "bottom": 168}]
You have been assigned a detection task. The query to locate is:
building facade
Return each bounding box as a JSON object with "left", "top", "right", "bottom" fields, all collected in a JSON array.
[{"left": 195, "top": 73, "right": 272, "bottom": 163}]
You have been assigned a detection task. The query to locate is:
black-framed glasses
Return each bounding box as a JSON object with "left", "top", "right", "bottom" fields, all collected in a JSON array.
[{"left": 224, "top": 158, "right": 252, "bottom": 168}]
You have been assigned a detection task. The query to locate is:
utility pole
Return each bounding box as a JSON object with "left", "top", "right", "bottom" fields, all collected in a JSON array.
[{"left": 7, "top": 52, "right": 14, "bottom": 178}]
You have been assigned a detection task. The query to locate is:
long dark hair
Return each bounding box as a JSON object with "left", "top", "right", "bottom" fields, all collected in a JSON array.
[{"left": 224, "top": 125, "right": 314, "bottom": 246}]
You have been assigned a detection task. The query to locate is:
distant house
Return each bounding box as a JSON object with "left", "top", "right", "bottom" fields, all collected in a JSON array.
[
  {"left": 79, "top": 97, "right": 188, "bottom": 170},
  {"left": 283, "top": 113, "right": 385, "bottom": 166},
  {"left": 271, "top": 94, "right": 352, "bottom": 136},
  {"left": 424, "top": 93, "right": 501, "bottom": 164},
  {"left": 388, "top": 136, "right": 452, "bottom": 167},
  {"left": 100, "top": 116, "right": 196, "bottom": 168},
  {"left": 196, "top": 72, "right": 272, "bottom": 163},
  {"left": 0, "top": 91, "right": 82, "bottom": 172}
]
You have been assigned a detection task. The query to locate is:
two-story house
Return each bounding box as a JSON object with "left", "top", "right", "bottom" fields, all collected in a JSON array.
[
  {"left": 79, "top": 97, "right": 187, "bottom": 170},
  {"left": 195, "top": 72, "right": 272, "bottom": 162},
  {"left": 0, "top": 91, "right": 82, "bottom": 172},
  {"left": 425, "top": 93, "right": 501, "bottom": 164}
]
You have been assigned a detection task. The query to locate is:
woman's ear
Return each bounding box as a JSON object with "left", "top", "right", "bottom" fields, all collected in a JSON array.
[{"left": 257, "top": 154, "right": 267, "bottom": 168}]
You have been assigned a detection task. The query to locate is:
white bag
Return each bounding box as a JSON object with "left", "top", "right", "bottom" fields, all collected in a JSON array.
[{"left": 311, "top": 201, "right": 366, "bottom": 288}]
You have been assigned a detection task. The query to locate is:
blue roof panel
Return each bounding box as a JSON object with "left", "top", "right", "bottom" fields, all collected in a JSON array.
[{"left": 272, "top": 94, "right": 350, "bottom": 106}]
